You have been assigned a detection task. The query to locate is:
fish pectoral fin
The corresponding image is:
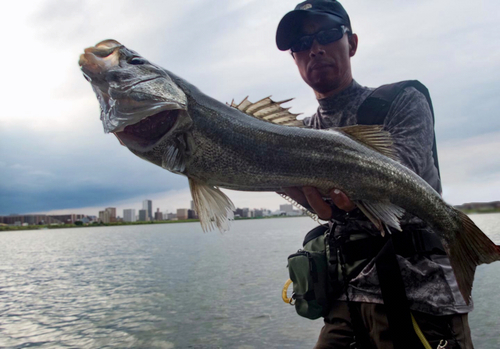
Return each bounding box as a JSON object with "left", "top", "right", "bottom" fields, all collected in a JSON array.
[
  {"left": 228, "top": 96, "right": 303, "bottom": 127},
  {"left": 162, "top": 130, "right": 191, "bottom": 174},
  {"left": 162, "top": 144, "right": 185, "bottom": 173},
  {"left": 189, "top": 178, "right": 235, "bottom": 232},
  {"left": 333, "top": 125, "right": 400, "bottom": 162},
  {"left": 355, "top": 200, "right": 405, "bottom": 236}
]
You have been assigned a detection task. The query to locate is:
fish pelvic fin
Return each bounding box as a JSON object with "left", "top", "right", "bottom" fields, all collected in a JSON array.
[
  {"left": 333, "top": 125, "right": 400, "bottom": 162},
  {"left": 445, "top": 209, "right": 500, "bottom": 304},
  {"left": 355, "top": 200, "right": 405, "bottom": 236},
  {"left": 228, "top": 96, "right": 303, "bottom": 127},
  {"left": 189, "top": 178, "right": 235, "bottom": 232}
]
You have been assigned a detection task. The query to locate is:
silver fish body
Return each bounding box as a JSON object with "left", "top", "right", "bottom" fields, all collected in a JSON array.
[{"left": 79, "top": 40, "right": 500, "bottom": 303}]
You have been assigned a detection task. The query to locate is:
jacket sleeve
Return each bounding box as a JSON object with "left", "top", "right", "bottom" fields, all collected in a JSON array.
[{"left": 383, "top": 87, "right": 441, "bottom": 190}]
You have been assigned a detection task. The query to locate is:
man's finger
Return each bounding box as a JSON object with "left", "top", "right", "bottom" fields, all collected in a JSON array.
[
  {"left": 330, "top": 188, "right": 356, "bottom": 212},
  {"left": 303, "top": 186, "right": 332, "bottom": 220}
]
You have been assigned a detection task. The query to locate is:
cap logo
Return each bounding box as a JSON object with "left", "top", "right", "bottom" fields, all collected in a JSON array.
[{"left": 300, "top": 4, "right": 312, "bottom": 10}]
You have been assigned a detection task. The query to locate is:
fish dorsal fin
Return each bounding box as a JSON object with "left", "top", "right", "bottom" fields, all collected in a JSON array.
[
  {"left": 334, "top": 125, "right": 399, "bottom": 162},
  {"left": 189, "top": 178, "right": 235, "bottom": 232},
  {"left": 228, "top": 96, "right": 303, "bottom": 127},
  {"left": 355, "top": 200, "right": 405, "bottom": 236}
]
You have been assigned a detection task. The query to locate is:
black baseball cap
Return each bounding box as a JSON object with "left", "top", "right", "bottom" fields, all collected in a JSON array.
[{"left": 276, "top": 0, "right": 351, "bottom": 51}]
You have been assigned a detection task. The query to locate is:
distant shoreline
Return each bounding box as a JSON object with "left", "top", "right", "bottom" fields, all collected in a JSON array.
[
  {"left": 0, "top": 215, "right": 306, "bottom": 232},
  {"left": 2, "top": 210, "right": 499, "bottom": 232},
  {"left": 457, "top": 208, "right": 500, "bottom": 215}
]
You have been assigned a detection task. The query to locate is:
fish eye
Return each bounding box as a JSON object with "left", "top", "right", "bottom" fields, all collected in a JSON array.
[{"left": 128, "top": 57, "right": 146, "bottom": 65}]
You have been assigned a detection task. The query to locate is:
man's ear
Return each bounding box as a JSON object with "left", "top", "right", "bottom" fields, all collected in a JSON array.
[{"left": 348, "top": 34, "right": 358, "bottom": 57}]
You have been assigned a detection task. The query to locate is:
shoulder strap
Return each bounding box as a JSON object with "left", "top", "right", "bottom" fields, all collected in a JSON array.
[
  {"left": 375, "top": 236, "right": 422, "bottom": 349},
  {"left": 357, "top": 80, "right": 441, "bottom": 188}
]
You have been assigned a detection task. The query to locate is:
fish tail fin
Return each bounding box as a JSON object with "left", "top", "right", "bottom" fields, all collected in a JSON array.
[{"left": 447, "top": 209, "right": 500, "bottom": 304}]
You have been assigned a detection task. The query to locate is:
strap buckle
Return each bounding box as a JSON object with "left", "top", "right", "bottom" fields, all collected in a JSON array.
[{"left": 437, "top": 339, "right": 448, "bottom": 348}]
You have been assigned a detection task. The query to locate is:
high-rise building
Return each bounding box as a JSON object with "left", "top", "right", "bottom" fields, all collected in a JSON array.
[
  {"left": 254, "top": 209, "right": 264, "bottom": 217},
  {"left": 154, "top": 208, "right": 163, "bottom": 221},
  {"left": 105, "top": 207, "right": 117, "bottom": 222},
  {"left": 190, "top": 200, "right": 195, "bottom": 210},
  {"left": 280, "top": 204, "right": 294, "bottom": 213},
  {"left": 99, "top": 210, "right": 110, "bottom": 223},
  {"left": 241, "top": 207, "right": 250, "bottom": 218},
  {"left": 142, "top": 200, "right": 152, "bottom": 220},
  {"left": 177, "top": 208, "right": 189, "bottom": 220},
  {"left": 138, "top": 209, "right": 148, "bottom": 222},
  {"left": 123, "top": 209, "right": 136, "bottom": 222}
]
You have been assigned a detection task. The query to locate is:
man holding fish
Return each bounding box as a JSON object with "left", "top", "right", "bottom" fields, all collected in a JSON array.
[{"left": 276, "top": 1, "right": 473, "bottom": 348}]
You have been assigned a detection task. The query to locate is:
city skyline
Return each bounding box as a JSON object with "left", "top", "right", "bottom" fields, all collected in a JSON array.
[
  {"left": 0, "top": 197, "right": 295, "bottom": 226},
  {"left": 23, "top": 190, "right": 294, "bottom": 219},
  {"left": 3, "top": 199, "right": 499, "bottom": 226}
]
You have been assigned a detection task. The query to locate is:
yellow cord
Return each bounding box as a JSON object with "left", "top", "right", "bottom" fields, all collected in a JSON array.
[
  {"left": 411, "top": 313, "right": 432, "bottom": 349},
  {"left": 282, "top": 279, "right": 293, "bottom": 304}
]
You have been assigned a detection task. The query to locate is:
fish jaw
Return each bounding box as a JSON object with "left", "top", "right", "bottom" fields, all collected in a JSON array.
[
  {"left": 79, "top": 39, "right": 122, "bottom": 78},
  {"left": 79, "top": 39, "right": 189, "bottom": 147}
]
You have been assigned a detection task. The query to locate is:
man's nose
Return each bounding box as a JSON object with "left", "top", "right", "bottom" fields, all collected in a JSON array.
[{"left": 309, "top": 40, "right": 326, "bottom": 58}]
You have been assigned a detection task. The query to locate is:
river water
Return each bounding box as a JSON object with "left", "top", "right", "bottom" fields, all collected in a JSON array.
[{"left": 1, "top": 214, "right": 499, "bottom": 348}]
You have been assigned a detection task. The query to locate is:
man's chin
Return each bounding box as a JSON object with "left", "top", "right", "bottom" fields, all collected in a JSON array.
[
  {"left": 308, "top": 73, "right": 339, "bottom": 89},
  {"left": 308, "top": 74, "right": 352, "bottom": 97},
  {"left": 310, "top": 81, "right": 341, "bottom": 95}
]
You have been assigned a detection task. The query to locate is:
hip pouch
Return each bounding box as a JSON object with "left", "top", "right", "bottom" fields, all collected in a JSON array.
[{"left": 287, "top": 225, "right": 330, "bottom": 320}]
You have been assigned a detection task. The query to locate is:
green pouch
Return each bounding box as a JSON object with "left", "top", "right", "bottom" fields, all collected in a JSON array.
[{"left": 287, "top": 225, "right": 330, "bottom": 320}]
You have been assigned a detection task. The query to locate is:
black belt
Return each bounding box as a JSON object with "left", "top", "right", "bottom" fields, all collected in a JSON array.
[{"left": 336, "top": 227, "right": 445, "bottom": 265}]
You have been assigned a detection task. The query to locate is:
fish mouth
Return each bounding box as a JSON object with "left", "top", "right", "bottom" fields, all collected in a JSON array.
[
  {"left": 79, "top": 39, "right": 122, "bottom": 76},
  {"left": 115, "top": 109, "right": 180, "bottom": 150},
  {"left": 80, "top": 39, "right": 189, "bottom": 150}
]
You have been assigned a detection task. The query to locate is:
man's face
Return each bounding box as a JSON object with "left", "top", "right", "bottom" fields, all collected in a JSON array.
[{"left": 292, "top": 17, "right": 357, "bottom": 96}]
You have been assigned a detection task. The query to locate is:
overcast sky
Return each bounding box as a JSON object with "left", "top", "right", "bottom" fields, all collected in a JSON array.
[{"left": 1, "top": 0, "right": 499, "bottom": 217}]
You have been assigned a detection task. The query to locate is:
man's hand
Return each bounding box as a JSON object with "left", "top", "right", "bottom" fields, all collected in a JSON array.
[{"left": 278, "top": 186, "right": 356, "bottom": 220}]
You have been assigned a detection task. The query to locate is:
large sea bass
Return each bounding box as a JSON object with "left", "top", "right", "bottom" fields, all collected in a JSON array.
[{"left": 79, "top": 39, "right": 499, "bottom": 303}]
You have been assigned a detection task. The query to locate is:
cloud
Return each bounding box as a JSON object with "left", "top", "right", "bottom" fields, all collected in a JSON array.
[
  {"left": 440, "top": 131, "right": 500, "bottom": 204},
  {"left": 1, "top": 0, "right": 499, "bottom": 216}
]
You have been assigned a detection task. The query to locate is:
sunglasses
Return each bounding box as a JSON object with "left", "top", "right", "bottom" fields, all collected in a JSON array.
[{"left": 290, "top": 26, "right": 349, "bottom": 53}]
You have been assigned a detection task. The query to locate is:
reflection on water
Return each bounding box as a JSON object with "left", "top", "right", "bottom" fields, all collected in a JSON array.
[{"left": 0, "top": 214, "right": 499, "bottom": 348}]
